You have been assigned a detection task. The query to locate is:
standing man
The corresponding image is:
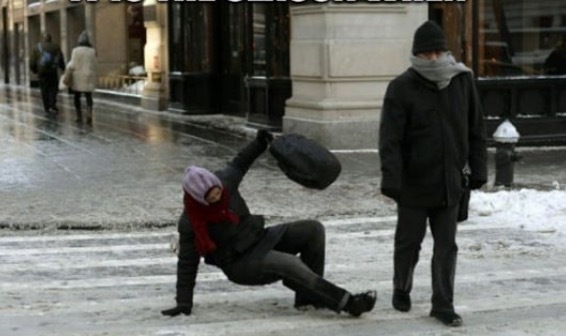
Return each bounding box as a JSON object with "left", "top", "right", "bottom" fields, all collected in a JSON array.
[
  {"left": 30, "top": 33, "right": 65, "bottom": 114},
  {"left": 379, "top": 20, "right": 487, "bottom": 327},
  {"left": 543, "top": 36, "right": 566, "bottom": 75}
]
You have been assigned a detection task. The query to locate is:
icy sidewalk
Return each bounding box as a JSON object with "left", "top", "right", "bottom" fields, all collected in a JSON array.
[{"left": 1, "top": 213, "right": 566, "bottom": 336}]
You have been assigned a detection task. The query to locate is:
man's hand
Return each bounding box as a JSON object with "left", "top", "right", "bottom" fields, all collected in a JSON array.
[
  {"left": 381, "top": 188, "right": 401, "bottom": 202},
  {"left": 161, "top": 304, "right": 192, "bottom": 317}
]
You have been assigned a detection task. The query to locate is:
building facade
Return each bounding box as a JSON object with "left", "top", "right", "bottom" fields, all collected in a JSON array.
[
  {"left": 0, "top": 0, "right": 148, "bottom": 96},
  {"left": 433, "top": 0, "right": 566, "bottom": 145},
  {"left": 1, "top": 1, "right": 565, "bottom": 149},
  {"left": 166, "top": 2, "right": 290, "bottom": 130}
]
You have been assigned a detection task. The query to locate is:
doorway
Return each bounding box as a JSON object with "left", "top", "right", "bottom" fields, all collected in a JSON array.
[
  {"left": 217, "top": 5, "right": 247, "bottom": 115},
  {"left": 168, "top": 3, "right": 248, "bottom": 115},
  {"left": 66, "top": 5, "right": 86, "bottom": 58},
  {"left": 1, "top": 7, "right": 8, "bottom": 84},
  {"left": 14, "top": 23, "right": 24, "bottom": 85}
]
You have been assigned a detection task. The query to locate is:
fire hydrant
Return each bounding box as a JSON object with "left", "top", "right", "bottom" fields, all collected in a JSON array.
[{"left": 493, "top": 119, "right": 521, "bottom": 187}]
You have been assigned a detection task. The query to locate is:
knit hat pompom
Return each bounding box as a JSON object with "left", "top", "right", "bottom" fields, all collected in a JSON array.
[
  {"left": 412, "top": 20, "right": 448, "bottom": 55},
  {"left": 183, "top": 166, "right": 222, "bottom": 205}
]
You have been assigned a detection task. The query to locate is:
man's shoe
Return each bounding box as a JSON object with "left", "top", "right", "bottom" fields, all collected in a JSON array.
[
  {"left": 392, "top": 290, "right": 411, "bottom": 312},
  {"left": 430, "top": 310, "right": 463, "bottom": 327},
  {"left": 344, "top": 290, "right": 377, "bottom": 317}
]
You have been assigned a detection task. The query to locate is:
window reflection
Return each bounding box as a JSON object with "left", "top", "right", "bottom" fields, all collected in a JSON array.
[
  {"left": 252, "top": 5, "right": 266, "bottom": 76},
  {"left": 170, "top": 4, "right": 214, "bottom": 73},
  {"left": 478, "top": 0, "right": 566, "bottom": 77}
]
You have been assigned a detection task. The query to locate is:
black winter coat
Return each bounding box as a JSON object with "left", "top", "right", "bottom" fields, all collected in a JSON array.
[
  {"left": 29, "top": 41, "right": 65, "bottom": 76},
  {"left": 379, "top": 68, "right": 487, "bottom": 208},
  {"left": 174, "top": 139, "right": 286, "bottom": 307}
]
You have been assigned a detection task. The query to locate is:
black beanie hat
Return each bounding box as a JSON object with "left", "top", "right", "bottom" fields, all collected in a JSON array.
[{"left": 412, "top": 20, "right": 448, "bottom": 55}]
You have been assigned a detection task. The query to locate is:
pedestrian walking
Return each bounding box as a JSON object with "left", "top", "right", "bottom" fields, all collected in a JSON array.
[
  {"left": 29, "top": 33, "right": 65, "bottom": 114},
  {"left": 378, "top": 20, "right": 488, "bottom": 327},
  {"left": 67, "top": 30, "right": 97, "bottom": 124},
  {"left": 162, "top": 130, "right": 377, "bottom": 318}
]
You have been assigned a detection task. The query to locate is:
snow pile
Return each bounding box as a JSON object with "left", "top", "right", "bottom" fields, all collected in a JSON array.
[{"left": 470, "top": 188, "right": 566, "bottom": 233}]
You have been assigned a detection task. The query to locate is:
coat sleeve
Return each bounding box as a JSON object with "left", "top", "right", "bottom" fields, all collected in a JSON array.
[
  {"left": 466, "top": 74, "right": 488, "bottom": 184},
  {"left": 379, "top": 80, "right": 407, "bottom": 191},
  {"left": 221, "top": 138, "right": 267, "bottom": 189},
  {"left": 175, "top": 212, "right": 200, "bottom": 308}
]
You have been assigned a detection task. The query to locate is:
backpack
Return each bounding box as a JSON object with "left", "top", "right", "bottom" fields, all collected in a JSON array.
[{"left": 37, "top": 43, "right": 57, "bottom": 73}]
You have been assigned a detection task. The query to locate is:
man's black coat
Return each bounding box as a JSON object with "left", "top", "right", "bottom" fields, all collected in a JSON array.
[{"left": 379, "top": 68, "right": 487, "bottom": 208}]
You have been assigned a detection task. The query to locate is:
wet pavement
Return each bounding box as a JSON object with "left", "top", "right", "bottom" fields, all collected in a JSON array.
[{"left": 1, "top": 84, "right": 565, "bottom": 230}]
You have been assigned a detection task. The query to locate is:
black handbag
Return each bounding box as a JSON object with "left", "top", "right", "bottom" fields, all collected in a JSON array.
[
  {"left": 269, "top": 133, "right": 342, "bottom": 190},
  {"left": 457, "top": 166, "right": 471, "bottom": 222},
  {"left": 457, "top": 190, "right": 471, "bottom": 222}
]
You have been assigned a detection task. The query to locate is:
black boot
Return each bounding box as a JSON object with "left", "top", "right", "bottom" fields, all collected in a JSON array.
[
  {"left": 85, "top": 106, "right": 93, "bottom": 125},
  {"left": 430, "top": 310, "right": 463, "bottom": 327},
  {"left": 294, "top": 294, "right": 325, "bottom": 311},
  {"left": 344, "top": 290, "right": 377, "bottom": 317},
  {"left": 392, "top": 289, "right": 411, "bottom": 312},
  {"left": 75, "top": 110, "right": 82, "bottom": 123}
]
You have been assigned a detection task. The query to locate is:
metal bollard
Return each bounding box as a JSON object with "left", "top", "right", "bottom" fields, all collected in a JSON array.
[{"left": 493, "top": 120, "right": 520, "bottom": 187}]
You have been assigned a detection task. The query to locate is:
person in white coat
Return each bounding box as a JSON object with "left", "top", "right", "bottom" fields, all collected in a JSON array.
[{"left": 67, "top": 31, "right": 97, "bottom": 124}]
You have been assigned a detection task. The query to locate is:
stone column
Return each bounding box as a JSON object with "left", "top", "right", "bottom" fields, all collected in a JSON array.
[
  {"left": 84, "top": 4, "right": 96, "bottom": 47},
  {"left": 284, "top": 3, "right": 427, "bottom": 150},
  {"left": 59, "top": 8, "right": 68, "bottom": 59},
  {"left": 141, "top": 1, "right": 167, "bottom": 111}
]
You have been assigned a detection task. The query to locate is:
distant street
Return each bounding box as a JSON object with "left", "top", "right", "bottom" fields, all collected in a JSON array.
[{"left": 0, "top": 85, "right": 387, "bottom": 230}]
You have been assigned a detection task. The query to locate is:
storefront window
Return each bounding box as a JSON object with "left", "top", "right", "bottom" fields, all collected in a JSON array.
[
  {"left": 127, "top": 4, "right": 146, "bottom": 72},
  {"left": 477, "top": 0, "right": 566, "bottom": 77},
  {"left": 268, "top": 4, "right": 290, "bottom": 78},
  {"left": 252, "top": 5, "right": 266, "bottom": 76},
  {"left": 250, "top": 4, "right": 289, "bottom": 78},
  {"left": 169, "top": 4, "right": 214, "bottom": 73}
]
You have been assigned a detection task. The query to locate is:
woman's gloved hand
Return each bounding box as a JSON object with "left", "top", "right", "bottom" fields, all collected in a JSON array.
[{"left": 256, "top": 129, "right": 274, "bottom": 146}]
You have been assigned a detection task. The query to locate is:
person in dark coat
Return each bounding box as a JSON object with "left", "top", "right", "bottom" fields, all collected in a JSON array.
[
  {"left": 379, "top": 21, "right": 487, "bottom": 327},
  {"left": 29, "top": 33, "right": 65, "bottom": 114},
  {"left": 161, "top": 130, "right": 377, "bottom": 318},
  {"left": 543, "top": 36, "right": 566, "bottom": 75}
]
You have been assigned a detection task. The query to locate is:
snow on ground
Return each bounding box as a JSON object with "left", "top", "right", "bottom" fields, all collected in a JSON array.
[{"left": 470, "top": 187, "right": 566, "bottom": 235}]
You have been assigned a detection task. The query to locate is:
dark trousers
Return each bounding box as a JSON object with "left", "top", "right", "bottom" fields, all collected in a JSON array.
[
  {"left": 394, "top": 204, "right": 459, "bottom": 312},
  {"left": 39, "top": 72, "right": 59, "bottom": 112},
  {"left": 228, "top": 220, "right": 350, "bottom": 312},
  {"left": 74, "top": 91, "right": 93, "bottom": 111}
]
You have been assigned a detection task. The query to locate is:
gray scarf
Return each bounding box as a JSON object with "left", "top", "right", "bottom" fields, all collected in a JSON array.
[{"left": 410, "top": 53, "right": 471, "bottom": 89}]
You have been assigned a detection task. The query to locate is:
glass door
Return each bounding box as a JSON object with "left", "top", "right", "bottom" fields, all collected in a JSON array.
[
  {"left": 168, "top": 3, "right": 217, "bottom": 113},
  {"left": 218, "top": 4, "right": 247, "bottom": 115}
]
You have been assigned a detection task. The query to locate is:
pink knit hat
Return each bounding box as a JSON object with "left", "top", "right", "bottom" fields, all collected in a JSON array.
[{"left": 183, "top": 166, "right": 222, "bottom": 205}]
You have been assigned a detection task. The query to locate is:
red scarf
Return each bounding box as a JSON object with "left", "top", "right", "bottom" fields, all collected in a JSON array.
[{"left": 184, "top": 188, "right": 239, "bottom": 256}]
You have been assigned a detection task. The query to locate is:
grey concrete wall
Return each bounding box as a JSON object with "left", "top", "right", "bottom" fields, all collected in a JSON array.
[{"left": 284, "top": 3, "right": 427, "bottom": 150}]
